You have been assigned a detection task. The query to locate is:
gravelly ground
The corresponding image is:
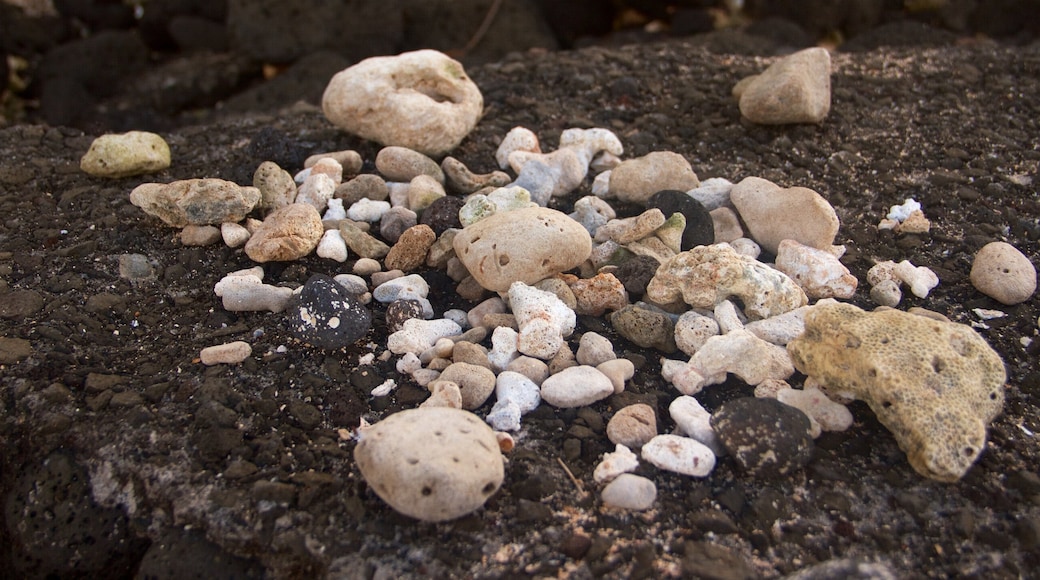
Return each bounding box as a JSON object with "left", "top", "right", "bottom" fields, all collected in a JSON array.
[{"left": 1, "top": 37, "right": 1039, "bottom": 579}]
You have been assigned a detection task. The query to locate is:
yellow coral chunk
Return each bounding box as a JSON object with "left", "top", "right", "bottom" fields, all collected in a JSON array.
[{"left": 787, "top": 303, "right": 1006, "bottom": 482}]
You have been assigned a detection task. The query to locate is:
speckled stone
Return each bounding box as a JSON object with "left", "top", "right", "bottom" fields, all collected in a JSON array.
[
  {"left": 711, "top": 397, "right": 814, "bottom": 478},
  {"left": 286, "top": 274, "right": 372, "bottom": 350}
]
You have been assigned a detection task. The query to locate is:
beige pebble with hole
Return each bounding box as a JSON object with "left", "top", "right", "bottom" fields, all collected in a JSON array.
[{"left": 354, "top": 407, "right": 504, "bottom": 522}]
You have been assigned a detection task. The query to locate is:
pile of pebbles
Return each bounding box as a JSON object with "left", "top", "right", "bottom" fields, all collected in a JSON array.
[{"left": 104, "top": 48, "right": 1036, "bottom": 522}]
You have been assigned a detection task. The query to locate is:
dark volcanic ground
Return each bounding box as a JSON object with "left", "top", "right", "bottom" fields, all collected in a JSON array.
[{"left": 1, "top": 33, "right": 1040, "bottom": 579}]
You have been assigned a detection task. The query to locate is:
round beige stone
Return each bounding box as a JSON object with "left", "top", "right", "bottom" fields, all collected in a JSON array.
[
  {"left": 452, "top": 207, "right": 592, "bottom": 292},
  {"left": 244, "top": 203, "right": 324, "bottom": 263},
  {"left": 354, "top": 407, "right": 504, "bottom": 522},
  {"left": 970, "top": 241, "right": 1036, "bottom": 305},
  {"left": 606, "top": 403, "right": 658, "bottom": 449}
]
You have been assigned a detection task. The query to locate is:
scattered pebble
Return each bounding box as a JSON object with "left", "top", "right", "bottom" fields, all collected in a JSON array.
[
  {"left": 669, "top": 396, "right": 725, "bottom": 456},
  {"left": 593, "top": 444, "right": 640, "bottom": 483},
  {"left": 674, "top": 311, "right": 720, "bottom": 356},
  {"left": 641, "top": 434, "right": 716, "bottom": 477},
  {"left": 610, "top": 303, "right": 677, "bottom": 353},
  {"left": 647, "top": 243, "right": 807, "bottom": 320},
  {"left": 454, "top": 206, "right": 592, "bottom": 292},
  {"left": 775, "top": 386, "right": 853, "bottom": 434},
  {"left": 286, "top": 275, "right": 372, "bottom": 350},
  {"left": 607, "top": 403, "right": 658, "bottom": 449},
  {"left": 0, "top": 337, "right": 32, "bottom": 364},
  {"left": 734, "top": 47, "right": 831, "bottom": 125},
  {"left": 970, "top": 241, "right": 1036, "bottom": 305},
  {"left": 608, "top": 151, "right": 700, "bottom": 205},
  {"left": 596, "top": 358, "right": 634, "bottom": 394},
  {"left": 200, "top": 341, "right": 252, "bottom": 365},
  {"left": 662, "top": 329, "right": 794, "bottom": 395},
  {"left": 508, "top": 282, "right": 576, "bottom": 360},
  {"left": 601, "top": 473, "right": 657, "bottom": 511},
  {"left": 438, "top": 362, "right": 497, "bottom": 410},
  {"left": 376, "top": 146, "right": 445, "bottom": 184},
  {"left": 775, "top": 239, "right": 858, "bottom": 299},
  {"left": 646, "top": 189, "right": 715, "bottom": 250},
  {"left": 385, "top": 224, "right": 436, "bottom": 272},
  {"left": 388, "top": 318, "right": 462, "bottom": 355},
  {"left": 221, "top": 222, "right": 251, "bottom": 248},
  {"left": 80, "top": 131, "right": 171, "bottom": 178},
  {"left": 316, "top": 229, "right": 349, "bottom": 262},
  {"left": 253, "top": 161, "right": 297, "bottom": 210},
  {"left": 295, "top": 173, "right": 336, "bottom": 212},
  {"left": 788, "top": 302, "right": 1006, "bottom": 482},
  {"left": 118, "top": 253, "right": 156, "bottom": 280},
  {"left": 711, "top": 397, "right": 815, "bottom": 478},
  {"left": 322, "top": 50, "right": 483, "bottom": 156},
  {"left": 729, "top": 176, "right": 839, "bottom": 254},
  {"left": 130, "top": 179, "right": 260, "bottom": 227},
  {"left": 540, "top": 365, "right": 614, "bottom": 408},
  {"left": 214, "top": 268, "right": 293, "bottom": 313},
  {"left": 179, "top": 224, "right": 221, "bottom": 246},
  {"left": 354, "top": 407, "right": 504, "bottom": 522},
  {"left": 244, "top": 203, "right": 324, "bottom": 263}
]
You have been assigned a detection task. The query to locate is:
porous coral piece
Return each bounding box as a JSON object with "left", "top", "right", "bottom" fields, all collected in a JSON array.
[
  {"left": 646, "top": 243, "right": 807, "bottom": 320},
  {"left": 787, "top": 303, "right": 1006, "bottom": 482}
]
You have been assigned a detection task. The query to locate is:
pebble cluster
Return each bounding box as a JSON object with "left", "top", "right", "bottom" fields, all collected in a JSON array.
[{"left": 113, "top": 48, "right": 1035, "bottom": 520}]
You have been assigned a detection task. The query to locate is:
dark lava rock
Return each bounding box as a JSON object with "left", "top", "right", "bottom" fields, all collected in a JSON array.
[
  {"left": 646, "top": 189, "right": 714, "bottom": 250},
  {"left": 285, "top": 274, "right": 372, "bottom": 350},
  {"left": 613, "top": 254, "right": 660, "bottom": 296},
  {"left": 385, "top": 299, "right": 425, "bottom": 334},
  {"left": 136, "top": 526, "right": 264, "bottom": 579},
  {"left": 3, "top": 452, "right": 148, "bottom": 577},
  {"left": 419, "top": 194, "right": 465, "bottom": 235},
  {"left": 246, "top": 127, "right": 308, "bottom": 176},
  {"left": 711, "top": 397, "right": 815, "bottom": 478}
]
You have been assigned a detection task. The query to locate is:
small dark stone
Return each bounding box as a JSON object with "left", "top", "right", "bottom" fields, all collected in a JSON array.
[
  {"left": 418, "top": 195, "right": 464, "bottom": 235},
  {"left": 516, "top": 498, "right": 553, "bottom": 522},
  {"left": 646, "top": 189, "right": 714, "bottom": 250},
  {"left": 136, "top": 527, "right": 264, "bottom": 580},
  {"left": 711, "top": 397, "right": 815, "bottom": 478},
  {"left": 559, "top": 531, "right": 592, "bottom": 560},
  {"left": 286, "top": 274, "right": 372, "bottom": 350},
  {"left": 690, "top": 510, "right": 739, "bottom": 534},
  {"left": 251, "top": 480, "right": 297, "bottom": 505},
  {"left": 0, "top": 289, "right": 45, "bottom": 319},
  {"left": 287, "top": 400, "right": 323, "bottom": 430},
  {"left": 385, "top": 299, "right": 425, "bottom": 334},
  {"left": 613, "top": 254, "right": 660, "bottom": 296}
]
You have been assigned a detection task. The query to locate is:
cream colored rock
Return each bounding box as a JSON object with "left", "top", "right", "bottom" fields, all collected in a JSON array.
[
  {"left": 674, "top": 311, "right": 720, "bottom": 356},
  {"left": 607, "top": 404, "right": 657, "bottom": 449},
  {"left": 376, "top": 146, "right": 445, "bottom": 184},
  {"left": 608, "top": 151, "right": 700, "bottom": 205},
  {"left": 787, "top": 302, "right": 1006, "bottom": 482},
  {"left": 735, "top": 47, "right": 831, "bottom": 125},
  {"left": 601, "top": 474, "right": 657, "bottom": 511},
  {"left": 221, "top": 222, "right": 251, "bottom": 248},
  {"left": 420, "top": 380, "right": 463, "bottom": 409},
  {"left": 388, "top": 318, "right": 462, "bottom": 355},
  {"left": 508, "top": 282, "right": 576, "bottom": 360},
  {"left": 322, "top": 50, "right": 482, "bottom": 156},
  {"left": 81, "top": 131, "right": 171, "bottom": 178},
  {"left": 776, "top": 386, "right": 853, "bottom": 433},
  {"left": 775, "top": 239, "right": 858, "bottom": 299},
  {"left": 668, "top": 396, "right": 724, "bottom": 456},
  {"left": 438, "top": 362, "right": 497, "bottom": 410},
  {"left": 199, "top": 341, "right": 252, "bottom": 365},
  {"left": 540, "top": 365, "right": 613, "bottom": 408},
  {"left": 664, "top": 329, "right": 795, "bottom": 395},
  {"left": 453, "top": 207, "right": 592, "bottom": 292},
  {"left": 729, "top": 177, "right": 839, "bottom": 254},
  {"left": 354, "top": 407, "right": 504, "bottom": 522},
  {"left": 213, "top": 268, "right": 293, "bottom": 313},
  {"left": 597, "top": 358, "right": 634, "bottom": 394},
  {"left": 646, "top": 243, "right": 807, "bottom": 320},
  {"left": 130, "top": 179, "right": 261, "bottom": 228},
  {"left": 641, "top": 434, "right": 716, "bottom": 477},
  {"left": 496, "top": 127, "right": 541, "bottom": 169},
  {"left": 244, "top": 203, "right": 324, "bottom": 262},
  {"left": 253, "top": 161, "right": 297, "bottom": 210},
  {"left": 593, "top": 444, "right": 640, "bottom": 483},
  {"left": 970, "top": 241, "right": 1036, "bottom": 305}
]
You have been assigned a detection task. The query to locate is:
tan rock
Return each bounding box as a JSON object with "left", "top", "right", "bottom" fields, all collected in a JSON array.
[
  {"left": 354, "top": 407, "right": 504, "bottom": 522},
  {"left": 130, "top": 179, "right": 260, "bottom": 227},
  {"left": 970, "top": 241, "right": 1036, "bottom": 305},
  {"left": 787, "top": 303, "right": 1006, "bottom": 482},
  {"left": 735, "top": 47, "right": 831, "bottom": 125},
  {"left": 322, "top": 50, "right": 483, "bottom": 156},
  {"left": 730, "top": 176, "right": 839, "bottom": 254},
  {"left": 385, "top": 225, "right": 436, "bottom": 272},
  {"left": 608, "top": 151, "right": 700, "bottom": 205},
  {"left": 452, "top": 207, "right": 592, "bottom": 292},
  {"left": 244, "top": 203, "right": 324, "bottom": 262},
  {"left": 607, "top": 404, "right": 658, "bottom": 449}
]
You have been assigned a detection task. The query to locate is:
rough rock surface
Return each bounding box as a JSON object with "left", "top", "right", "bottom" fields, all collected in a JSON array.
[
  {"left": 788, "top": 303, "right": 1007, "bottom": 482},
  {"left": 322, "top": 50, "right": 483, "bottom": 156}
]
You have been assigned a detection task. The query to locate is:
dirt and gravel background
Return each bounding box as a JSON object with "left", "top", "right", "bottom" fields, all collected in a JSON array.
[{"left": 2, "top": 4, "right": 1040, "bottom": 579}]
